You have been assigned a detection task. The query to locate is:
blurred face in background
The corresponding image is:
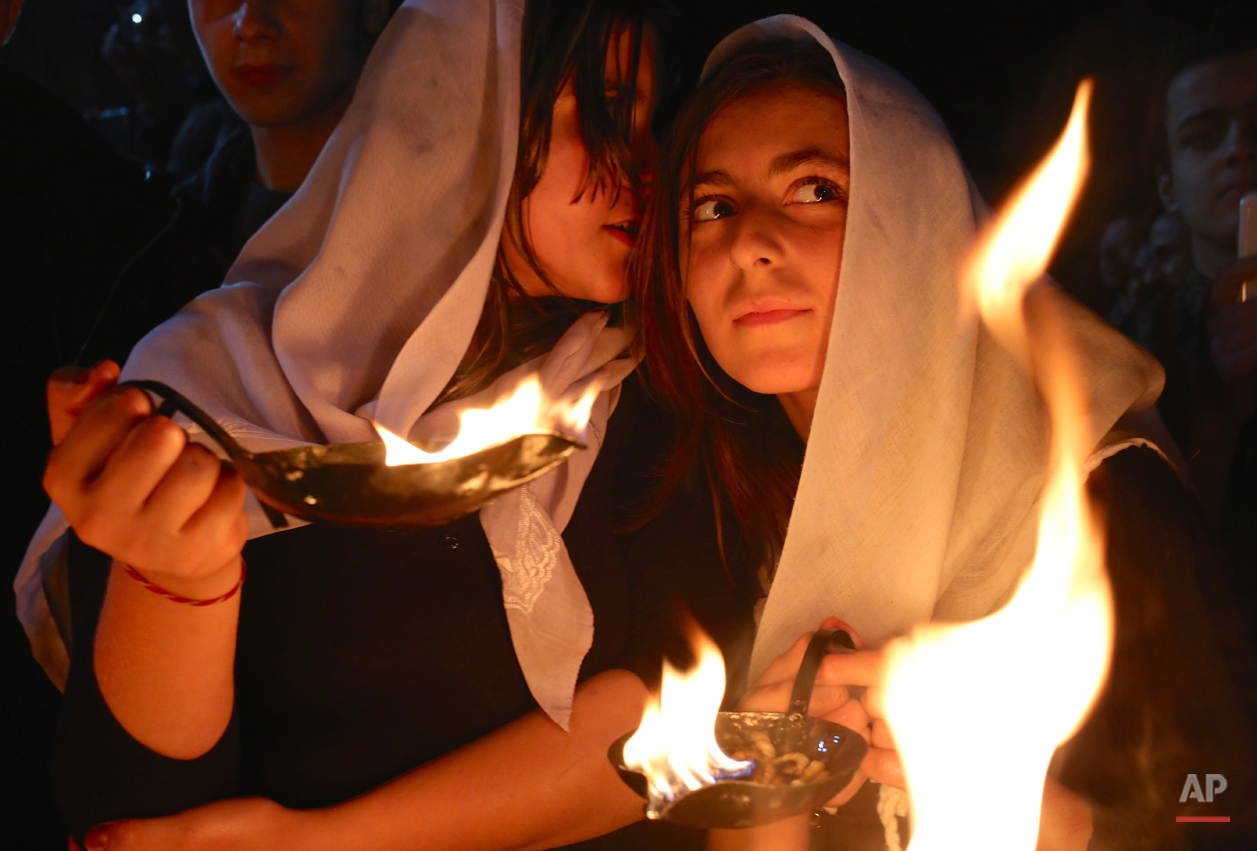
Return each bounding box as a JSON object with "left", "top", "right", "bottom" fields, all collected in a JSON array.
[
  {"left": 1098, "top": 217, "right": 1141, "bottom": 295},
  {"left": 1145, "top": 213, "right": 1193, "bottom": 292},
  {"left": 1159, "top": 48, "right": 1257, "bottom": 256},
  {"left": 187, "top": 0, "right": 387, "bottom": 129}
]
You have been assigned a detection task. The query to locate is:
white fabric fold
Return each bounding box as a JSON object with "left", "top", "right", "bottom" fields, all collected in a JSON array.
[
  {"left": 15, "top": 0, "right": 632, "bottom": 728},
  {"left": 700, "top": 17, "right": 1165, "bottom": 680}
]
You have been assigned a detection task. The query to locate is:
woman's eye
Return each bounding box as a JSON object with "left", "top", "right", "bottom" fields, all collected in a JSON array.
[
  {"left": 691, "top": 198, "right": 735, "bottom": 223},
  {"left": 788, "top": 179, "right": 844, "bottom": 205}
]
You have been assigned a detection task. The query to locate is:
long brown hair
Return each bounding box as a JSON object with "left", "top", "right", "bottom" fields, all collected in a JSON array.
[
  {"left": 437, "top": 0, "right": 657, "bottom": 406},
  {"left": 634, "top": 38, "right": 845, "bottom": 567}
]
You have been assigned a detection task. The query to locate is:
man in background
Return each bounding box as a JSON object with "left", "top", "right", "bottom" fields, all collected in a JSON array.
[{"left": 1152, "top": 35, "right": 1257, "bottom": 631}]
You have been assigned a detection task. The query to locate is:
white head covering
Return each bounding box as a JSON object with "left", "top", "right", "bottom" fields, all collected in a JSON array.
[
  {"left": 700, "top": 17, "right": 1166, "bottom": 680},
  {"left": 16, "top": 0, "right": 636, "bottom": 729}
]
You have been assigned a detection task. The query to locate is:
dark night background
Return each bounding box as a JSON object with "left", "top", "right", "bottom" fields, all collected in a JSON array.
[{"left": 1, "top": 0, "right": 1248, "bottom": 848}]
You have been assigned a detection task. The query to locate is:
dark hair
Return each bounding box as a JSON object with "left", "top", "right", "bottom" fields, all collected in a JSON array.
[
  {"left": 1167, "top": 3, "right": 1257, "bottom": 83},
  {"left": 634, "top": 37, "right": 845, "bottom": 568},
  {"left": 438, "top": 0, "right": 657, "bottom": 405},
  {"left": 1153, "top": 9, "right": 1257, "bottom": 168}
]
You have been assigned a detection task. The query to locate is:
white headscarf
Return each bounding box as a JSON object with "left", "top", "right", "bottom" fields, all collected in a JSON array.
[
  {"left": 701, "top": 17, "right": 1166, "bottom": 680},
  {"left": 16, "top": 0, "right": 636, "bottom": 729}
]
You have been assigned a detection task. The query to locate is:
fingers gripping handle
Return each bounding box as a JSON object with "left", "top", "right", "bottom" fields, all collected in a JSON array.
[
  {"left": 787, "top": 628, "right": 858, "bottom": 722},
  {"left": 120, "top": 380, "right": 252, "bottom": 461},
  {"left": 120, "top": 380, "right": 289, "bottom": 531}
]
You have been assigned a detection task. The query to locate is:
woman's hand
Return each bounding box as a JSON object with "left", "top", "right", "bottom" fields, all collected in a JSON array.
[
  {"left": 737, "top": 617, "right": 885, "bottom": 807},
  {"left": 708, "top": 620, "right": 886, "bottom": 851},
  {"left": 81, "top": 798, "right": 313, "bottom": 851},
  {"left": 44, "top": 361, "right": 248, "bottom": 599}
]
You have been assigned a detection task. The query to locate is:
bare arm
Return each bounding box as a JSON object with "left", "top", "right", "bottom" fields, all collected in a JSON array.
[
  {"left": 90, "top": 669, "right": 652, "bottom": 851},
  {"left": 46, "top": 364, "right": 247, "bottom": 759},
  {"left": 313, "top": 668, "right": 649, "bottom": 851},
  {"left": 93, "top": 558, "right": 241, "bottom": 758}
]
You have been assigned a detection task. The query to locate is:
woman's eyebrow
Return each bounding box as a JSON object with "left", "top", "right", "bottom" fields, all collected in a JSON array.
[
  {"left": 686, "top": 169, "right": 736, "bottom": 190},
  {"left": 767, "top": 148, "right": 849, "bottom": 178}
]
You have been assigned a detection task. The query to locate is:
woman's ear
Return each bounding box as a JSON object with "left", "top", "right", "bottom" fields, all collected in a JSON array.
[{"left": 362, "top": 0, "right": 392, "bottom": 37}]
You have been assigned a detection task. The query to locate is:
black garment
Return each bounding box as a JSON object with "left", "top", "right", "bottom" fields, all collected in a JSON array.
[
  {"left": 1149, "top": 268, "right": 1212, "bottom": 452},
  {"left": 171, "top": 121, "right": 291, "bottom": 282},
  {"left": 1, "top": 62, "right": 175, "bottom": 554},
  {"left": 53, "top": 377, "right": 759, "bottom": 849},
  {"left": 74, "top": 123, "right": 291, "bottom": 371},
  {"left": 1146, "top": 269, "right": 1257, "bottom": 643},
  {"left": 1, "top": 63, "right": 174, "bottom": 850}
]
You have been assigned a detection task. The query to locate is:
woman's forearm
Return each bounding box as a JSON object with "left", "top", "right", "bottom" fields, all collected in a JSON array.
[
  {"left": 306, "top": 668, "right": 650, "bottom": 851},
  {"left": 93, "top": 559, "right": 241, "bottom": 759}
]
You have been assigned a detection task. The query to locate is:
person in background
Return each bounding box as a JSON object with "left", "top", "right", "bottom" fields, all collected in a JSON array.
[
  {"left": 1150, "top": 32, "right": 1257, "bottom": 631},
  {"left": 174, "top": 0, "right": 392, "bottom": 270},
  {"left": 1110, "top": 213, "right": 1193, "bottom": 351},
  {"left": 80, "top": 0, "right": 394, "bottom": 368},
  {"left": 1098, "top": 216, "right": 1142, "bottom": 312},
  {"left": 1145, "top": 210, "right": 1193, "bottom": 294},
  {"left": 98, "top": 0, "right": 214, "bottom": 167}
]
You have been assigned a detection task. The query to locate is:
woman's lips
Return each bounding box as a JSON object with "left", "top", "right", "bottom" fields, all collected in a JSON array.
[
  {"left": 603, "top": 222, "right": 639, "bottom": 247},
  {"left": 735, "top": 308, "right": 810, "bottom": 327},
  {"left": 234, "top": 65, "right": 292, "bottom": 87}
]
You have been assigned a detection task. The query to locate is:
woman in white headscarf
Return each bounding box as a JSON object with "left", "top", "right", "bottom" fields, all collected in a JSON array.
[
  {"left": 26, "top": 1, "right": 750, "bottom": 849},
  {"left": 636, "top": 15, "right": 1171, "bottom": 850}
]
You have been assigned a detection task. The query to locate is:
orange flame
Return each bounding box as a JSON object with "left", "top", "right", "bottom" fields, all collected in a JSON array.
[
  {"left": 373, "top": 376, "right": 601, "bottom": 465},
  {"left": 881, "top": 80, "right": 1112, "bottom": 849},
  {"left": 621, "top": 628, "right": 752, "bottom": 818}
]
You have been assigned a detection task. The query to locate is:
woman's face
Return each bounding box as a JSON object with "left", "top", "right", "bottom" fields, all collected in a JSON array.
[
  {"left": 509, "top": 28, "right": 658, "bottom": 304},
  {"left": 189, "top": 0, "right": 384, "bottom": 129},
  {"left": 682, "top": 82, "right": 849, "bottom": 399}
]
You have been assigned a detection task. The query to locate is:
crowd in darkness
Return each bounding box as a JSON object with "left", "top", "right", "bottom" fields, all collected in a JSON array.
[
  {"left": 1093, "top": 44, "right": 1257, "bottom": 593},
  {"left": 2, "top": 0, "right": 1254, "bottom": 848}
]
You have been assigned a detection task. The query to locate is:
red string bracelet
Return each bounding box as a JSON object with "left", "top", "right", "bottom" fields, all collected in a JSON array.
[{"left": 121, "top": 560, "right": 246, "bottom": 606}]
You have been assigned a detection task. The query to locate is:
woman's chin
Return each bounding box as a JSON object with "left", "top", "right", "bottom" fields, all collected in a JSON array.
[
  {"left": 721, "top": 355, "right": 823, "bottom": 399},
  {"left": 733, "top": 373, "right": 818, "bottom": 399},
  {"left": 567, "top": 276, "right": 630, "bottom": 305}
]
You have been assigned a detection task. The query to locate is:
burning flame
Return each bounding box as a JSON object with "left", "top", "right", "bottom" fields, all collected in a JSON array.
[
  {"left": 881, "top": 81, "right": 1112, "bottom": 849},
  {"left": 621, "top": 628, "right": 752, "bottom": 818},
  {"left": 373, "top": 376, "right": 601, "bottom": 465}
]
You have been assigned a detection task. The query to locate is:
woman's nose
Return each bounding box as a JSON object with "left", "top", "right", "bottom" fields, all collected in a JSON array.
[
  {"left": 729, "top": 206, "right": 784, "bottom": 270},
  {"left": 232, "top": 0, "right": 280, "bottom": 43}
]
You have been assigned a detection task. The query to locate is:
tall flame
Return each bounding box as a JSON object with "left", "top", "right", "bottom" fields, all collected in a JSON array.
[
  {"left": 373, "top": 376, "right": 602, "bottom": 465},
  {"left": 882, "top": 80, "right": 1112, "bottom": 850},
  {"left": 622, "top": 628, "right": 752, "bottom": 818}
]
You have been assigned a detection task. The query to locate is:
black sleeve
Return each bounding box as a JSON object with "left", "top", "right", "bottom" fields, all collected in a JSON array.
[{"left": 52, "top": 536, "right": 241, "bottom": 844}]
